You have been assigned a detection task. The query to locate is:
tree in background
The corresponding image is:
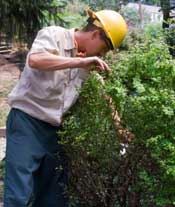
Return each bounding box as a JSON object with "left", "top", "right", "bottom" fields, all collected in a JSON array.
[
  {"left": 160, "top": 0, "right": 171, "bottom": 28},
  {"left": 0, "top": 0, "right": 68, "bottom": 47},
  {"left": 77, "top": 0, "right": 125, "bottom": 10}
]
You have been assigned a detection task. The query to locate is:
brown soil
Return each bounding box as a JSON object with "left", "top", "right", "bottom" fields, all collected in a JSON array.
[
  {"left": 0, "top": 54, "right": 20, "bottom": 81},
  {"left": 0, "top": 51, "right": 27, "bottom": 126}
]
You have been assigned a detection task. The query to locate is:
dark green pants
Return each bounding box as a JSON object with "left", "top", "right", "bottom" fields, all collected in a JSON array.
[{"left": 4, "top": 108, "right": 68, "bottom": 207}]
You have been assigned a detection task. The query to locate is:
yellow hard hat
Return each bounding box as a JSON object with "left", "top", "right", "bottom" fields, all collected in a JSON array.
[{"left": 86, "top": 9, "right": 127, "bottom": 49}]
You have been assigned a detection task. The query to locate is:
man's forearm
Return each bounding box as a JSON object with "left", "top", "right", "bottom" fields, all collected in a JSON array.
[
  {"left": 29, "top": 52, "right": 84, "bottom": 71},
  {"left": 28, "top": 52, "right": 110, "bottom": 72}
]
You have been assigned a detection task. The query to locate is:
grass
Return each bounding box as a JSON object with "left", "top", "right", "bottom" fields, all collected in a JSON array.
[
  {"left": 0, "top": 79, "right": 17, "bottom": 127},
  {"left": 0, "top": 80, "right": 17, "bottom": 98},
  {"left": 0, "top": 160, "right": 5, "bottom": 180},
  {"left": 0, "top": 184, "right": 3, "bottom": 202},
  {"left": 0, "top": 160, "right": 5, "bottom": 202},
  {"left": 0, "top": 104, "right": 10, "bottom": 127}
]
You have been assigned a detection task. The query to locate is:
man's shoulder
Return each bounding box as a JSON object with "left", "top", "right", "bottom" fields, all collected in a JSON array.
[
  {"left": 38, "top": 26, "right": 72, "bottom": 41},
  {"left": 41, "top": 25, "right": 69, "bottom": 33},
  {"left": 34, "top": 26, "right": 74, "bottom": 50}
]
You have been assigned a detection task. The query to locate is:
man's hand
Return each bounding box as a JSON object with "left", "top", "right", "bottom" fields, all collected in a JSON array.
[{"left": 81, "top": 56, "right": 111, "bottom": 72}]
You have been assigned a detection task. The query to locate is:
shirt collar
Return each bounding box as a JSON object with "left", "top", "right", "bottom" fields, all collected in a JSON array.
[{"left": 63, "top": 28, "right": 78, "bottom": 51}]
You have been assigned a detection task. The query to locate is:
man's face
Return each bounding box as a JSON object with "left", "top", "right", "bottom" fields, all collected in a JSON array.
[{"left": 85, "top": 30, "right": 110, "bottom": 57}]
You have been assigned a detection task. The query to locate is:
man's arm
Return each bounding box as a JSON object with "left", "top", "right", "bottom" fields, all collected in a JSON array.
[{"left": 28, "top": 52, "right": 110, "bottom": 72}]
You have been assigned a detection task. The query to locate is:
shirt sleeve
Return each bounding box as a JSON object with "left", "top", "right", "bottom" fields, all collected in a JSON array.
[{"left": 29, "top": 26, "right": 60, "bottom": 55}]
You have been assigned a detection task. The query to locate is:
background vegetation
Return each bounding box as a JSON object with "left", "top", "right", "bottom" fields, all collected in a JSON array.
[
  {"left": 0, "top": 0, "right": 173, "bottom": 47},
  {"left": 60, "top": 27, "right": 175, "bottom": 206},
  {"left": 0, "top": 0, "right": 175, "bottom": 206}
]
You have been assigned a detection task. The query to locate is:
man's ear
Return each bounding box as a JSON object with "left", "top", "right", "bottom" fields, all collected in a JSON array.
[{"left": 91, "top": 30, "right": 100, "bottom": 40}]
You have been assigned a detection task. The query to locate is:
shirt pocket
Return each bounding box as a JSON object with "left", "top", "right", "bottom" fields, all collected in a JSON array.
[
  {"left": 52, "top": 70, "right": 67, "bottom": 93},
  {"left": 77, "top": 68, "right": 90, "bottom": 81},
  {"left": 70, "top": 68, "right": 79, "bottom": 81}
]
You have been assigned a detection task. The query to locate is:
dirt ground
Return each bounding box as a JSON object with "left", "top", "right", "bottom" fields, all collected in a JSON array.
[{"left": 0, "top": 52, "right": 26, "bottom": 127}]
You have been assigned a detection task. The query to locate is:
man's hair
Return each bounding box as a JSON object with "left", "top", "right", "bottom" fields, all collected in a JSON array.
[
  {"left": 82, "top": 22, "right": 101, "bottom": 32},
  {"left": 82, "top": 19, "right": 113, "bottom": 50}
]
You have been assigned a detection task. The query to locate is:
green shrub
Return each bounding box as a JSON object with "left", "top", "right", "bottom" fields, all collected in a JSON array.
[
  {"left": 143, "top": 22, "right": 163, "bottom": 39},
  {"left": 59, "top": 33, "right": 175, "bottom": 207},
  {"left": 59, "top": 74, "right": 121, "bottom": 207},
  {"left": 107, "top": 35, "right": 175, "bottom": 206}
]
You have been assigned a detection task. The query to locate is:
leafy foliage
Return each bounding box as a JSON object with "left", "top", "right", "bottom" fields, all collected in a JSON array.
[
  {"left": 106, "top": 34, "right": 175, "bottom": 206},
  {"left": 60, "top": 32, "right": 175, "bottom": 206},
  {"left": 0, "top": 0, "right": 68, "bottom": 47},
  {"left": 59, "top": 74, "right": 121, "bottom": 207},
  {"left": 77, "top": 0, "right": 124, "bottom": 10}
]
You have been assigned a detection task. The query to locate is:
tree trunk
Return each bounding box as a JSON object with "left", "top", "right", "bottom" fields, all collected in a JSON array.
[
  {"left": 138, "top": 0, "right": 143, "bottom": 27},
  {"left": 160, "top": 0, "right": 171, "bottom": 28}
]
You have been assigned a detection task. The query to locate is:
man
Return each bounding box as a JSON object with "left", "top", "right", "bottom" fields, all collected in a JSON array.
[{"left": 4, "top": 9, "right": 127, "bottom": 207}]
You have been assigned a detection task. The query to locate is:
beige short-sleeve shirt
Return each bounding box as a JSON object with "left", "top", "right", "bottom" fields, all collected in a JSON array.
[{"left": 8, "top": 26, "right": 90, "bottom": 126}]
